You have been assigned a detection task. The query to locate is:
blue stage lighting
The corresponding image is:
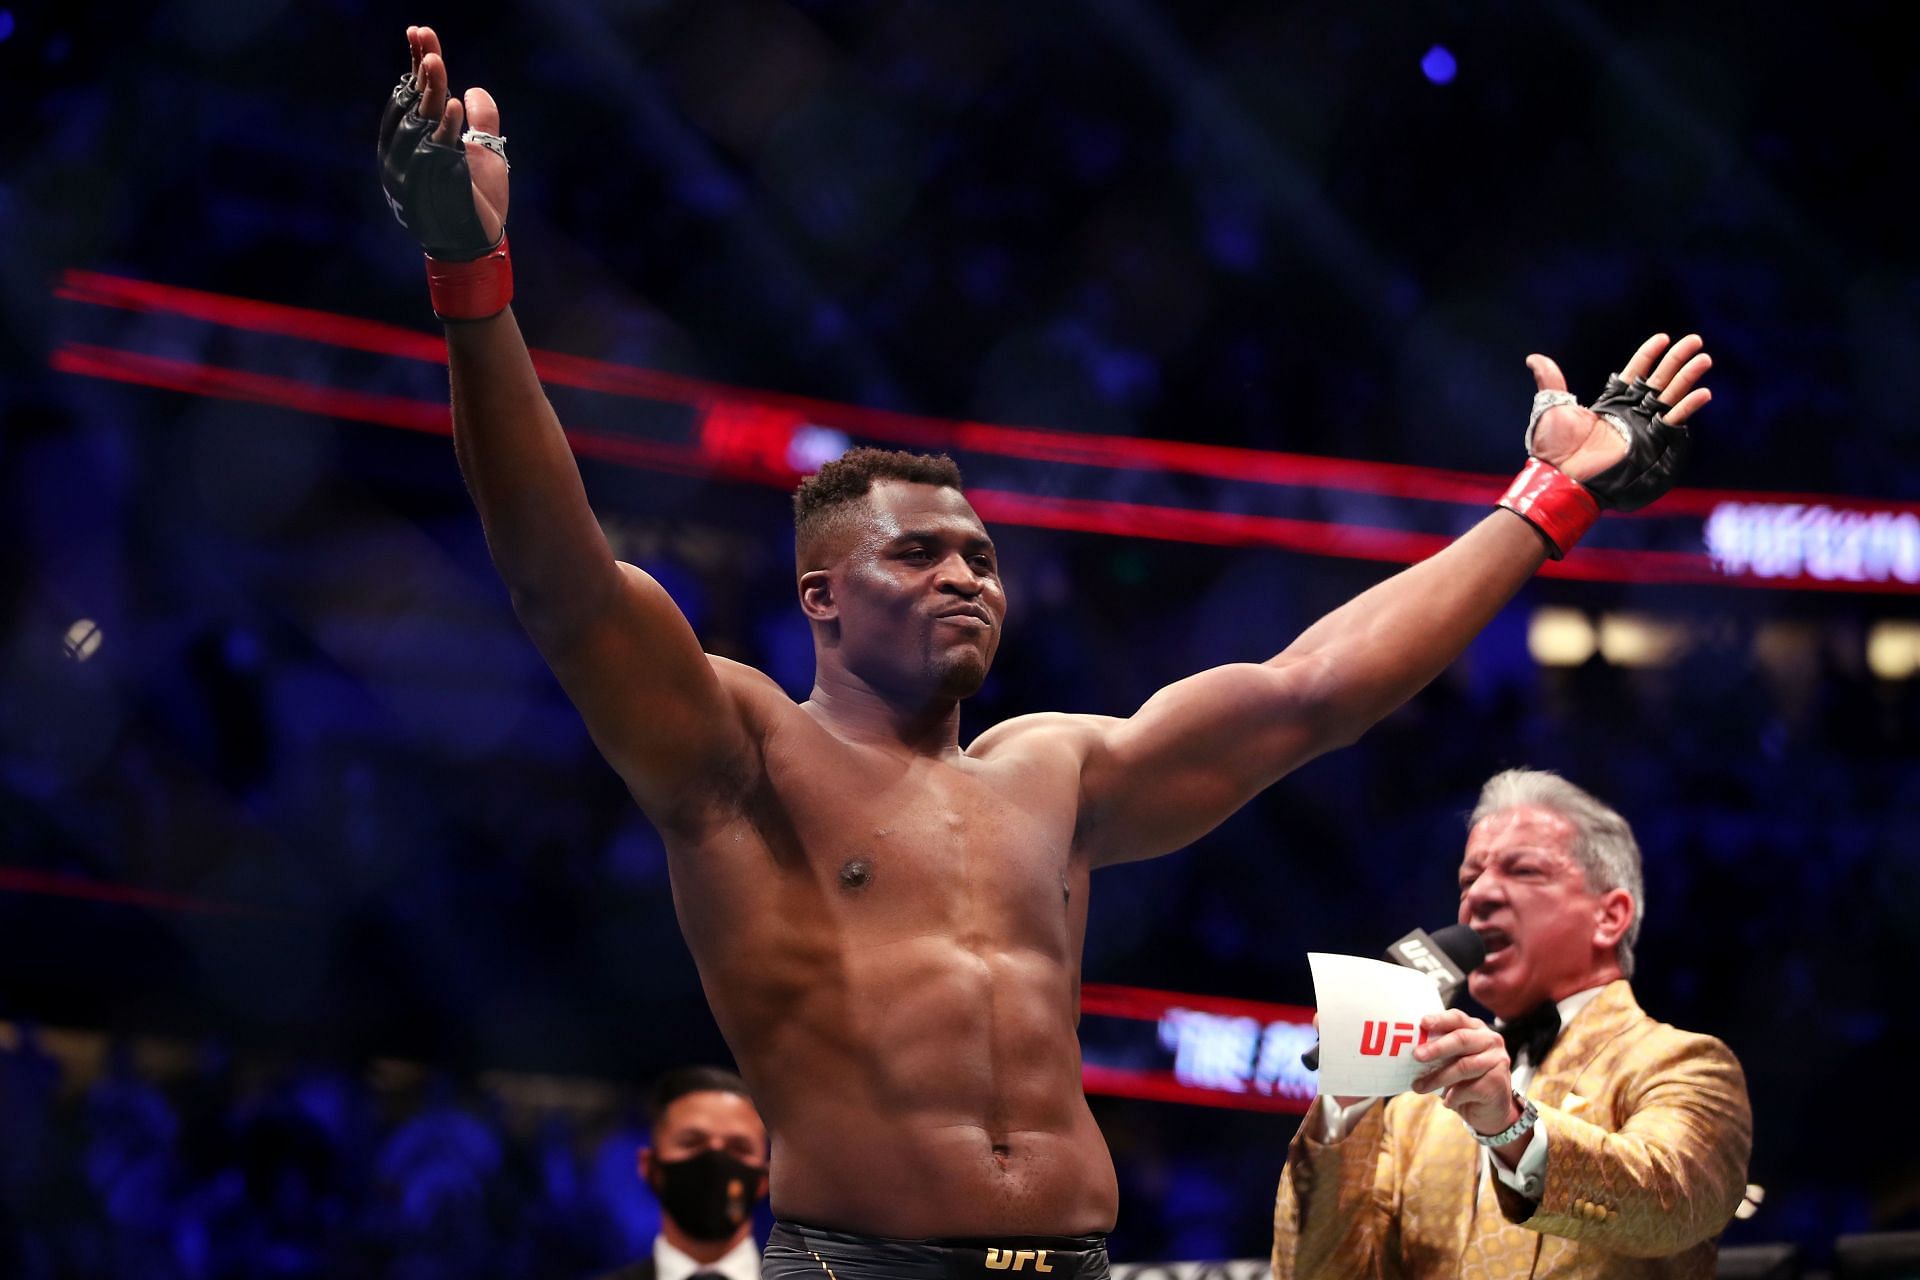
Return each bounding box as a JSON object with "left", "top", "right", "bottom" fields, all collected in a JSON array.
[{"left": 1421, "top": 44, "right": 1456, "bottom": 85}]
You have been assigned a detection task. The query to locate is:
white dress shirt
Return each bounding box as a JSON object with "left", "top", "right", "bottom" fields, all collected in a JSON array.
[
  {"left": 1308, "top": 985, "right": 1606, "bottom": 1202},
  {"left": 653, "top": 1233, "right": 761, "bottom": 1280}
]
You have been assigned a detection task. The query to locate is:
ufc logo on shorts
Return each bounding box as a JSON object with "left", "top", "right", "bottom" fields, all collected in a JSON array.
[
  {"left": 1358, "top": 1020, "right": 1427, "bottom": 1057},
  {"left": 985, "top": 1248, "right": 1054, "bottom": 1271}
]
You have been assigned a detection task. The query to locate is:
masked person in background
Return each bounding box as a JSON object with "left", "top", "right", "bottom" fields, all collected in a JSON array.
[{"left": 594, "top": 1068, "right": 768, "bottom": 1280}]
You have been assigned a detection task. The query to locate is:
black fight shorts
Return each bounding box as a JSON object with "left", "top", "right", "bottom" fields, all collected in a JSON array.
[{"left": 765, "top": 1220, "right": 1112, "bottom": 1280}]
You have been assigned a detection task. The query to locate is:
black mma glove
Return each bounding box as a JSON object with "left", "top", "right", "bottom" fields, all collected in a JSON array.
[
  {"left": 1579, "top": 375, "right": 1691, "bottom": 512},
  {"left": 377, "top": 73, "right": 499, "bottom": 262}
]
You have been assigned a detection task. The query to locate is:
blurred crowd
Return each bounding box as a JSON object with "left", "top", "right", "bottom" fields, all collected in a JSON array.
[{"left": 0, "top": 1028, "right": 674, "bottom": 1280}]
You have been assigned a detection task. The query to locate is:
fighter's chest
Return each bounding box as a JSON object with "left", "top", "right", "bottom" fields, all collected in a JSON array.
[{"left": 762, "top": 743, "right": 1080, "bottom": 921}]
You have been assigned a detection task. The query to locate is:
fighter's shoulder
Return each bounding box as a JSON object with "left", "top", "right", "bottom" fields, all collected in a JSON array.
[
  {"left": 706, "top": 651, "right": 785, "bottom": 691},
  {"left": 968, "top": 711, "right": 1119, "bottom": 762},
  {"left": 704, "top": 654, "right": 802, "bottom": 727}
]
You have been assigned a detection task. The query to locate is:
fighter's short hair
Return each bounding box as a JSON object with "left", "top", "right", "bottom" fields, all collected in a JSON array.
[{"left": 792, "top": 447, "right": 964, "bottom": 568}]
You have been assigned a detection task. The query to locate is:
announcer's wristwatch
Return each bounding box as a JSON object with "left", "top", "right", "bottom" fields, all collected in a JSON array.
[{"left": 1474, "top": 1091, "right": 1540, "bottom": 1148}]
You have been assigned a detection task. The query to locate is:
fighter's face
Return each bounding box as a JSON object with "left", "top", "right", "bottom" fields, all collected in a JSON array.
[
  {"left": 1456, "top": 805, "right": 1629, "bottom": 1021},
  {"left": 824, "top": 481, "right": 1006, "bottom": 700}
]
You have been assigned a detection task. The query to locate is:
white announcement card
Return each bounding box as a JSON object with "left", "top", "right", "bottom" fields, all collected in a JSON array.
[{"left": 1307, "top": 952, "right": 1446, "bottom": 1097}]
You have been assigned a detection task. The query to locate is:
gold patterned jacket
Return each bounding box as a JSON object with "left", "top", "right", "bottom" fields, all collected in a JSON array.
[{"left": 1271, "top": 981, "right": 1752, "bottom": 1279}]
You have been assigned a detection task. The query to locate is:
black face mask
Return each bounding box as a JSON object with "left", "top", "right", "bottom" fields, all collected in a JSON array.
[{"left": 650, "top": 1149, "right": 764, "bottom": 1242}]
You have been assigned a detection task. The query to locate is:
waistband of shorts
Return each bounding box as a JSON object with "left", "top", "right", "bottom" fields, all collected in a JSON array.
[
  {"left": 774, "top": 1220, "right": 1108, "bottom": 1252},
  {"left": 769, "top": 1218, "right": 1110, "bottom": 1279}
]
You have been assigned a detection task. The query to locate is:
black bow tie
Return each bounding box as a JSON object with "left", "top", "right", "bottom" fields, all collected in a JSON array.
[{"left": 1498, "top": 1002, "right": 1562, "bottom": 1066}]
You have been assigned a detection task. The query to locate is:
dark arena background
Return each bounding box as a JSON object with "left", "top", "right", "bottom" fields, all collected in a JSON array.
[{"left": 3, "top": 1, "right": 1916, "bottom": 1276}]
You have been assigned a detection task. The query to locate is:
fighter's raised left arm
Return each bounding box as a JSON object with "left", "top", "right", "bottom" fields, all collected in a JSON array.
[{"left": 1076, "top": 333, "right": 1710, "bottom": 867}]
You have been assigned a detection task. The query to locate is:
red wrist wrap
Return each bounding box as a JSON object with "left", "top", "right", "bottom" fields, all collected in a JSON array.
[
  {"left": 1498, "top": 458, "right": 1600, "bottom": 560},
  {"left": 425, "top": 237, "right": 513, "bottom": 321}
]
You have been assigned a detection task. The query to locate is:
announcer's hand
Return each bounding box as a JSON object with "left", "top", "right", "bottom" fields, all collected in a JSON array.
[{"left": 1409, "top": 1008, "right": 1519, "bottom": 1138}]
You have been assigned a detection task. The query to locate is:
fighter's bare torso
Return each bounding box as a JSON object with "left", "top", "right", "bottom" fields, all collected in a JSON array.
[
  {"left": 564, "top": 475, "right": 1560, "bottom": 1240},
  {"left": 662, "top": 661, "right": 1118, "bottom": 1237}
]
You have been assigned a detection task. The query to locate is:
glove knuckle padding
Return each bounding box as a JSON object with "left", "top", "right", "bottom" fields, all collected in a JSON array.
[
  {"left": 1582, "top": 375, "right": 1690, "bottom": 512},
  {"left": 377, "top": 74, "right": 497, "bottom": 261}
]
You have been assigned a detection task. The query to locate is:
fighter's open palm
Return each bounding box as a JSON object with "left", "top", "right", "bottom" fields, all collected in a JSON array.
[
  {"left": 403, "top": 25, "right": 508, "bottom": 244},
  {"left": 1525, "top": 332, "right": 1710, "bottom": 501}
]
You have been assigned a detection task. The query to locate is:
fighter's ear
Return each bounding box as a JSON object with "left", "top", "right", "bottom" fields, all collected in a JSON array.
[
  {"left": 799, "top": 569, "right": 837, "bottom": 621},
  {"left": 638, "top": 1146, "right": 656, "bottom": 1185}
]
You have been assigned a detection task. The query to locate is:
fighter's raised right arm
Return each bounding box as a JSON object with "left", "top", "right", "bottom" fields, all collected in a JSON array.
[
  {"left": 384, "top": 28, "right": 756, "bottom": 826},
  {"left": 1073, "top": 333, "right": 1710, "bottom": 867}
]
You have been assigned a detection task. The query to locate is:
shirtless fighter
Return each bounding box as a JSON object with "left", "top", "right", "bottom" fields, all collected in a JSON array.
[{"left": 378, "top": 26, "right": 1711, "bottom": 1279}]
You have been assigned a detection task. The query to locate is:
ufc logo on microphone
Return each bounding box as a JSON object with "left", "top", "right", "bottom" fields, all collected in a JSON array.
[
  {"left": 1395, "top": 939, "right": 1443, "bottom": 977},
  {"left": 1358, "top": 1020, "right": 1427, "bottom": 1057}
]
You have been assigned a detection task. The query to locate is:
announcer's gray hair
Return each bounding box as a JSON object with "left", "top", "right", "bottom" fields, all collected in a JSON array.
[{"left": 1469, "top": 769, "right": 1644, "bottom": 978}]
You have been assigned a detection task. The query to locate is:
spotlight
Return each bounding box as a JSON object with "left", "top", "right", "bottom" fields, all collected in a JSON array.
[
  {"left": 1867, "top": 621, "right": 1920, "bottom": 681},
  {"left": 1527, "top": 607, "right": 1595, "bottom": 667},
  {"left": 62, "top": 618, "right": 102, "bottom": 662},
  {"left": 1421, "top": 45, "right": 1457, "bottom": 86},
  {"left": 787, "top": 424, "right": 851, "bottom": 474},
  {"left": 1597, "top": 613, "right": 1686, "bottom": 668}
]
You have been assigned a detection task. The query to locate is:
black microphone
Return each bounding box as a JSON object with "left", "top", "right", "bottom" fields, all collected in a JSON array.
[
  {"left": 1301, "top": 924, "right": 1488, "bottom": 1070},
  {"left": 1382, "top": 923, "right": 1487, "bottom": 1006}
]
